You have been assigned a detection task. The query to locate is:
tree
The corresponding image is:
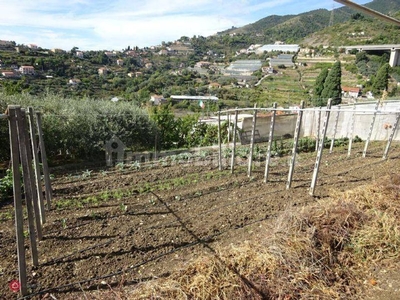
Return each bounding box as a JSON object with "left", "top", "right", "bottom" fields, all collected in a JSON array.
[
  {"left": 150, "top": 104, "right": 180, "bottom": 150},
  {"left": 321, "top": 61, "right": 342, "bottom": 106},
  {"left": 313, "top": 68, "right": 329, "bottom": 105},
  {"left": 372, "top": 63, "right": 390, "bottom": 95}
]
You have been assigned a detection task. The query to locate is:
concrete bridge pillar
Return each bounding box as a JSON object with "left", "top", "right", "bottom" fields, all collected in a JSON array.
[{"left": 389, "top": 49, "right": 400, "bottom": 67}]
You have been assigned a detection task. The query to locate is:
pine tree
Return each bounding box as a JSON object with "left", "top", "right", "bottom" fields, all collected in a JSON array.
[
  {"left": 313, "top": 68, "right": 329, "bottom": 106},
  {"left": 372, "top": 63, "right": 390, "bottom": 95},
  {"left": 321, "top": 61, "right": 342, "bottom": 106}
]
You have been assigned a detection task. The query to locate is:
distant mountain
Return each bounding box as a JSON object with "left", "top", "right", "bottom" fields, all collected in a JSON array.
[{"left": 218, "top": 0, "right": 400, "bottom": 45}]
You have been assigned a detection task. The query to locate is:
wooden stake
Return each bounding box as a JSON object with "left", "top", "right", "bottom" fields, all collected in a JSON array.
[
  {"left": 27, "top": 107, "right": 46, "bottom": 224},
  {"left": 16, "top": 107, "right": 39, "bottom": 266},
  {"left": 382, "top": 112, "right": 400, "bottom": 160},
  {"left": 230, "top": 109, "right": 238, "bottom": 174},
  {"left": 218, "top": 110, "right": 222, "bottom": 170},
  {"left": 310, "top": 99, "right": 332, "bottom": 196},
  {"left": 286, "top": 101, "right": 304, "bottom": 189},
  {"left": 264, "top": 103, "right": 277, "bottom": 182},
  {"left": 347, "top": 104, "right": 356, "bottom": 157},
  {"left": 7, "top": 106, "right": 28, "bottom": 296},
  {"left": 36, "top": 112, "right": 52, "bottom": 209},
  {"left": 329, "top": 106, "right": 340, "bottom": 153},
  {"left": 247, "top": 104, "right": 257, "bottom": 177},
  {"left": 363, "top": 100, "right": 380, "bottom": 158}
]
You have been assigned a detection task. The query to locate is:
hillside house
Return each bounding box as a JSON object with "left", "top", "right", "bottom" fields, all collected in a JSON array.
[
  {"left": 150, "top": 95, "right": 166, "bottom": 106},
  {"left": 342, "top": 87, "right": 361, "bottom": 99},
  {"left": 27, "top": 44, "right": 38, "bottom": 50},
  {"left": 76, "top": 51, "right": 84, "bottom": 59},
  {"left": 51, "top": 48, "right": 65, "bottom": 54},
  {"left": 68, "top": 78, "right": 81, "bottom": 86},
  {"left": 98, "top": 67, "right": 108, "bottom": 76},
  {"left": 158, "top": 49, "right": 168, "bottom": 56},
  {"left": 19, "top": 65, "right": 35, "bottom": 75},
  {"left": 195, "top": 61, "right": 212, "bottom": 68},
  {"left": 105, "top": 51, "right": 116, "bottom": 57},
  {"left": 116, "top": 59, "right": 124, "bottom": 66},
  {"left": 209, "top": 82, "right": 222, "bottom": 89},
  {"left": 1, "top": 71, "right": 17, "bottom": 78}
]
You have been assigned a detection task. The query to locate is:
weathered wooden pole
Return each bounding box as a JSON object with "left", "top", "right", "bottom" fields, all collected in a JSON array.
[
  {"left": 21, "top": 109, "right": 43, "bottom": 241},
  {"left": 16, "top": 107, "right": 39, "bottom": 265},
  {"left": 363, "top": 100, "right": 380, "bottom": 158},
  {"left": 347, "top": 104, "right": 356, "bottom": 158},
  {"left": 382, "top": 112, "right": 400, "bottom": 160},
  {"left": 315, "top": 107, "right": 321, "bottom": 151},
  {"left": 7, "top": 106, "right": 28, "bottom": 296},
  {"left": 310, "top": 99, "right": 332, "bottom": 196},
  {"left": 28, "top": 107, "right": 46, "bottom": 224},
  {"left": 230, "top": 109, "right": 238, "bottom": 174},
  {"left": 218, "top": 110, "right": 222, "bottom": 170},
  {"left": 36, "top": 112, "right": 52, "bottom": 209},
  {"left": 286, "top": 101, "right": 304, "bottom": 189},
  {"left": 247, "top": 104, "right": 257, "bottom": 177},
  {"left": 329, "top": 106, "right": 340, "bottom": 153},
  {"left": 264, "top": 103, "right": 277, "bottom": 182}
]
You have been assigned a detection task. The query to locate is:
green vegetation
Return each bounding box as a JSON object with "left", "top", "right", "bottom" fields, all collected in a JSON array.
[{"left": 320, "top": 61, "right": 342, "bottom": 106}]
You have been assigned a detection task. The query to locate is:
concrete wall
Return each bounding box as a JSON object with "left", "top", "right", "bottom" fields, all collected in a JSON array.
[{"left": 241, "top": 101, "right": 400, "bottom": 143}]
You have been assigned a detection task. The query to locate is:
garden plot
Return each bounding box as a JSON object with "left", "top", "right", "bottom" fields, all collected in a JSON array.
[{"left": 1, "top": 141, "right": 400, "bottom": 299}]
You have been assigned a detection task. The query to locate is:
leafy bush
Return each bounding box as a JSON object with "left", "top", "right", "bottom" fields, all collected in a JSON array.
[
  {"left": 0, "top": 169, "right": 14, "bottom": 201},
  {"left": 0, "top": 92, "right": 157, "bottom": 163}
]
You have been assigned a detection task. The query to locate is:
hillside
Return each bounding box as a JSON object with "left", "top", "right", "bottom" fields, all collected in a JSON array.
[
  {"left": 0, "top": 0, "right": 399, "bottom": 110},
  {"left": 221, "top": 0, "right": 400, "bottom": 45}
]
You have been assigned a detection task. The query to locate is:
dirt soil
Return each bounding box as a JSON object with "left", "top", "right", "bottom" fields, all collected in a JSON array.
[{"left": 1, "top": 141, "right": 400, "bottom": 299}]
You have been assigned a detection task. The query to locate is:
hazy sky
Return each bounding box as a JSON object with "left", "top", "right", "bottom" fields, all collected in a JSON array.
[{"left": 0, "top": 0, "right": 371, "bottom": 51}]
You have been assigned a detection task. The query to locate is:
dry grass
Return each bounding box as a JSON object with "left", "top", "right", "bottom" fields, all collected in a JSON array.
[{"left": 92, "top": 174, "right": 400, "bottom": 299}]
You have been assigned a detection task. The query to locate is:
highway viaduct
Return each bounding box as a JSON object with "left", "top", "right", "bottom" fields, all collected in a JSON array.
[{"left": 341, "top": 44, "right": 400, "bottom": 67}]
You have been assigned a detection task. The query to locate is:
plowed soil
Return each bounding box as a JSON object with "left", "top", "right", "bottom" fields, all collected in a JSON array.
[{"left": 1, "top": 141, "right": 400, "bottom": 299}]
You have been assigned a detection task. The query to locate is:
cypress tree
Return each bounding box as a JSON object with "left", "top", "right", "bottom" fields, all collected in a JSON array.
[
  {"left": 321, "top": 61, "right": 342, "bottom": 106},
  {"left": 372, "top": 63, "right": 390, "bottom": 95},
  {"left": 313, "top": 68, "right": 329, "bottom": 106}
]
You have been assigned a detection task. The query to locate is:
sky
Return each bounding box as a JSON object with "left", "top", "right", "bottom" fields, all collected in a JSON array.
[{"left": 0, "top": 0, "right": 371, "bottom": 51}]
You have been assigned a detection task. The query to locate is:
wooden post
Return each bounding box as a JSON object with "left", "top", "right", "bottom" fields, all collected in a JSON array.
[
  {"left": 7, "top": 106, "right": 28, "bottom": 296},
  {"left": 36, "top": 112, "right": 52, "bottom": 209},
  {"left": 28, "top": 107, "right": 46, "bottom": 224},
  {"left": 315, "top": 107, "right": 321, "bottom": 151},
  {"left": 218, "top": 110, "right": 222, "bottom": 171},
  {"left": 247, "top": 104, "right": 257, "bottom": 177},
  {"left": 227, "top": 112, "right": 231, "bottom": 145},
  {"left": 21, "top": 109, "right": 43, "bottom": 241},
  {"left": 286, "top": 101, "right": 304, "bottom": 189},
  {"left": 230, "top": 109, "right": 238, "bottom": 174},
  {"left": 382, "top": 112, "right": 400, "bottom": 160},
  {"left": 329, "top": 106, "right": 340, "bottom": 153},
  {"left": 347, "top": 104, "right": 356, "bottom": 158},
  {"left": 310, "top": 99, "right": 332, "bottom": 196},
  {"left": 264, "top": 103, "right": 277, "bottom": 182},
  {"left": 363, "top": 100, "right": 380, "bottom": 158},
  {"left": 16, "top": 107, "right": 39, "bottom": 266}
]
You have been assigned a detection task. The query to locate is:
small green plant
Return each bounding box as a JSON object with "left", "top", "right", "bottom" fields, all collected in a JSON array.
[
  {"left": 0, "top": 168, "right": 14, "bottom": 201},
  {"left": 129, "top": 161, "right": 141, "bottom": 170},
  {"left": 81, "top": 169, "right": 93, "bottom": 179},
  {"left": 61, "top": 218, "right": 67, "bottom": 229},
  {"left": 116, "top": 162, "right": 125, "bottom": 171},
  {"left": 119, "top": 203, "right": 128, "bottom": 212}
]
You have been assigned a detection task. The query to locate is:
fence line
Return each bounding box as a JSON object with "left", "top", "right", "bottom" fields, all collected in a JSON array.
[{"left": 218, "top": 99, "right": 400, "bottom": 196}]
